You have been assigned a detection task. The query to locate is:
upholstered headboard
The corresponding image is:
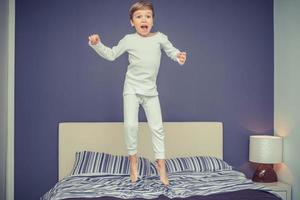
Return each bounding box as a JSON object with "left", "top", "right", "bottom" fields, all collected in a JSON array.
[{"left": 58, "top": 122, "right": 223, "bottom": 180}]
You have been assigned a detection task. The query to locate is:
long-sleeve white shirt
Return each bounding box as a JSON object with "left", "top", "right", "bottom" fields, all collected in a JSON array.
[{"left": 89, "top": 32, "right": 180, "bottom": 96}]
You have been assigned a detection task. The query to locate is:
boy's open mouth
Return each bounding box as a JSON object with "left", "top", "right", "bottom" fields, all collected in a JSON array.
[{"left": 141, "top": 25, "right": 148, "bottom": 31}]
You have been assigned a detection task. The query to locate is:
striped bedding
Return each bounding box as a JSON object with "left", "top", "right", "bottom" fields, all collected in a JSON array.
[{"left": 41, "top": 170, "right": 281, "bottom": 200}]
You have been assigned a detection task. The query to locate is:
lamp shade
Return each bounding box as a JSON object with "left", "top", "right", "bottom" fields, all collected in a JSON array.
[{"left": 249, "top": 135, "right": 282, "bottom": 164}]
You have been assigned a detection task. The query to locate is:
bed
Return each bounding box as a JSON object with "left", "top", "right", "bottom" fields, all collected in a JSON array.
[{"left": 41, "top": 122, "right": 282, "bottom": 200}]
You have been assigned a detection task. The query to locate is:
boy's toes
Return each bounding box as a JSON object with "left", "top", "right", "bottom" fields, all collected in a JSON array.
[
  {"left": 160, "top": 175, "right": 169, "bottom": 186},
  {"left": 130, "top": 172, "right": 138, "bottom": 183}
]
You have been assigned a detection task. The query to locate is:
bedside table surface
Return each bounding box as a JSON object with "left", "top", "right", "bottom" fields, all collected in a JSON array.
[
  {"left": 254, "top": 182, "right": 291, "bottom": 200},
  {"left": 255, "top": 182, "right": 290, "bottom": 189}
]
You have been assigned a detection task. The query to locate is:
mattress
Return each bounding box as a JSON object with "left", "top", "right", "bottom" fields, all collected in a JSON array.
[{"left": 41, "top": 170, "right": 281, "bottom": 200}]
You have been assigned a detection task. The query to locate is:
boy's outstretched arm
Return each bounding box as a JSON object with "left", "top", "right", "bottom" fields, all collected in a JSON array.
[
  {"left": 160, "top": 33, "right": 187, "bottom": 65},
  {"left": 88, "top": 34, "right": 127, "bottom": 61}
]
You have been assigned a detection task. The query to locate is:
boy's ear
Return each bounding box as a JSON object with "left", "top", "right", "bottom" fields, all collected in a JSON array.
[{"left": 130, "top": 20, "right": 134, "bottom": 27}]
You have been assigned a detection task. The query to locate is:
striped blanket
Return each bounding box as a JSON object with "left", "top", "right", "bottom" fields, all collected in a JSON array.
[{"left": 41, "top": 170, "right": 277, "bottom": 200}]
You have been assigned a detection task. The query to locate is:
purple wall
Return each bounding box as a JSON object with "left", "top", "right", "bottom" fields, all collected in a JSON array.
[{"left": 15, "top": 0, "right": 274, "bottom": 199}]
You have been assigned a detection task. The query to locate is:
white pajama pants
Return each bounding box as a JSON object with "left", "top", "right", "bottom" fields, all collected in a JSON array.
[{"left": 123, "top": 94, "right": 165, "bottom": 159}]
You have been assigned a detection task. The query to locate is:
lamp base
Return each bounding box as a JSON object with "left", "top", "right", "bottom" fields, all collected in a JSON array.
[{"left": 252, "top": 164, "right": 278, "bottom": 183}]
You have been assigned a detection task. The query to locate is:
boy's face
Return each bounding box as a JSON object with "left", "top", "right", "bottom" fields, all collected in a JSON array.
[{"left": 130, "top": 9, "right": 154, "bottom": 37}]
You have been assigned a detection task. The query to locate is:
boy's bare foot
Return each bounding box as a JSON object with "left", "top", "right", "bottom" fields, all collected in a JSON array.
[
  {"left": 156, "top": 159, "right": 169, "bottom": 186},
  {"left": 129, "top": 154, "right": 138, "bottom": 183}
]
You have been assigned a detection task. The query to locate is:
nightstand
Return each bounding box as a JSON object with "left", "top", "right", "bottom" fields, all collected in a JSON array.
[{"left": 255, "top": 182, "right": 291, "bottom": 200}]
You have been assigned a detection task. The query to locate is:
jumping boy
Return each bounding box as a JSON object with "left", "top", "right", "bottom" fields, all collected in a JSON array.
[{"left": 88, "top": 0, "right": 187, "bottom": 185}]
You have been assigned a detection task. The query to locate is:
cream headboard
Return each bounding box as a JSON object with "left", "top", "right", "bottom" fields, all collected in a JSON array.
[{"left": 59, "top": 122, "right": 223, "bottom": 180}]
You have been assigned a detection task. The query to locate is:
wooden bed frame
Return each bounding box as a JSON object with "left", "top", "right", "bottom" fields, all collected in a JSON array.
[{"left": 58, "top": 122, "right": 223, "bottom": 180}]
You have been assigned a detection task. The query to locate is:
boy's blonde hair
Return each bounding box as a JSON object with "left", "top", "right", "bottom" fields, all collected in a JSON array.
[{"left": 129, "top": 0, "right": 154, "bottom": 20}]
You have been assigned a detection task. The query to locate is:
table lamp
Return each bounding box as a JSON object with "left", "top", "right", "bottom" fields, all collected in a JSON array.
[{"left": 249, "top": 135, "right": 282, "bottom": 183}]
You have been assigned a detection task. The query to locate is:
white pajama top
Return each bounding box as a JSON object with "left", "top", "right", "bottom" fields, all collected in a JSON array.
[{"left": 89, "top": 32, "right": 180, "bottom": 96}]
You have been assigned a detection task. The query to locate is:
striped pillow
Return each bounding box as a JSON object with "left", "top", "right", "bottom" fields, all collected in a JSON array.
[
  {"left": 151, "top": 156, "right": 232, "bottom": 174},
  {"left": 70, "top": 151, "right": 151, "bottom": 177},
  {"left": 150, "top": 162, "right": 159, "bottom": 176}
]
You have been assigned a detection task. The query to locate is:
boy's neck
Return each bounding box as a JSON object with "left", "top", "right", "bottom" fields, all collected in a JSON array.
[{"left": 136, "top": 32, "right": 158, "bottom": 37}]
